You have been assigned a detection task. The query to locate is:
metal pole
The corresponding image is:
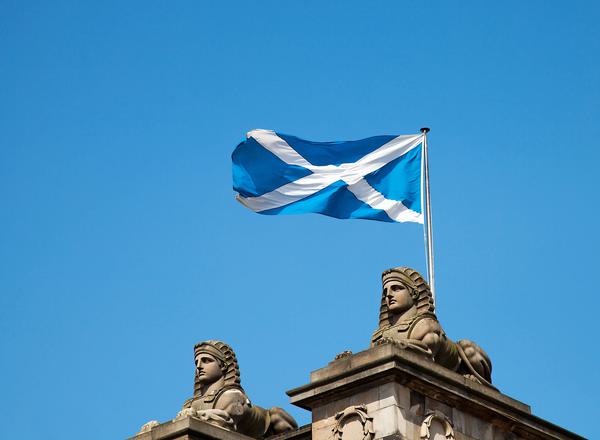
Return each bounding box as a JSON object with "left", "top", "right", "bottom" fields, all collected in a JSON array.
[{"left": 420, "top": 127, "right": 436, "bottom": 305}]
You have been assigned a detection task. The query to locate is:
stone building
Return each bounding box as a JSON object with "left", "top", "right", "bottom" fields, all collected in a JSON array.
[
  {"left": 130, "top": 268, "right": 584, "bottom": 440},
  {"left": 130, "top": 343, "right": 583, "bottom": 440}
]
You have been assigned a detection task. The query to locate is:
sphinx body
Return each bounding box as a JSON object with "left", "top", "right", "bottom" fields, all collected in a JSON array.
[
  {"left": 370, "top": 267, "right": 495, "bottom": 388},
  {"left": 176, "top": 340, "right": 297, "bottom": 438}
]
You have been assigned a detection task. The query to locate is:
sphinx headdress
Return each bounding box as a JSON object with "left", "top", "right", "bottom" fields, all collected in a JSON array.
[
  {"left": 193, "top": 340, "right": 242, "bottom": 398},
  {"left": 376, "top": 267, "right": 435, "bottom": 329}
]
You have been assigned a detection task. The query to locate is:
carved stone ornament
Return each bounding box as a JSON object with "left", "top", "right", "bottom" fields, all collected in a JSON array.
[
  {"left": 332, "top": 405, "right": 374, "bottom": 440},
  {"left": 371, "top": 267, "right": 497, "bottom": 389},
  {"left": 137, "top": 340, "right": 297, "bottom": 438},
  {"left": 334, "top": 350, "right": 353, "bottom": 360},
  {"left": 419, "top": 410, "right": 455, "bottom": 440}
]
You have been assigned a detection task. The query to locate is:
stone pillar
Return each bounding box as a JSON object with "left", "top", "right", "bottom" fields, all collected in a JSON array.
[{"left": 287, "top": 344, "right": 583, "bottom": 440}]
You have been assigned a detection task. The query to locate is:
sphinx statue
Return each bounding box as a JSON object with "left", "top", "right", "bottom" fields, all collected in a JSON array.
[
  {"left": 370, "top": 267, "right": 495, "bottom": 389},
  {"left": 137, "top": 340, "right": 297, "bottom": 437},
  {"left": 175, "top": 340, "right": 297, "bottom": 437}
]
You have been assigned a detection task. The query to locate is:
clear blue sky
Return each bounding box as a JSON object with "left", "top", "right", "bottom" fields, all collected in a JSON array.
[{"left": 1, "top": 1, "right": 598, "bottom": 439}]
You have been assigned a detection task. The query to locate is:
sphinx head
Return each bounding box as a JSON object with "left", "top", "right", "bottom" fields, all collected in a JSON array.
[
  {"left": 193, "top": 340, "right": 242, "bottom": 396},
  {"left": 378, "top": 267, "right": 435, "bottom": 326}
]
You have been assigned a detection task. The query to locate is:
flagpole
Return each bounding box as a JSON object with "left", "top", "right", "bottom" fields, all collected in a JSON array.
[{"left": 420, "top": 127, "right": 436, "bottom": 306}]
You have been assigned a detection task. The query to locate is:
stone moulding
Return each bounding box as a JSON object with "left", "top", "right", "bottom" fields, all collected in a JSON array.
[
  {"left": 332, "top": 405, "right": 375, "bottom": 440},
  {"left": 288, "top": 344, "right": 585, "bottom": 440},
  {"left": 419, "top": 410, "right": 455, "bottom": 440}
]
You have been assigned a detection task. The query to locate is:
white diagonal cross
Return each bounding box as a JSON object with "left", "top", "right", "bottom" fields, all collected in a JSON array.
[{"left": 237, "top": 129, "right": 424, "bottom": 223}]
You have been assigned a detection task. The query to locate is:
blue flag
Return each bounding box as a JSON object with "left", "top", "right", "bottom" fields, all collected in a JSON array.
[{"left": 232, "top": 129, "right": 424, "bottom": 223}]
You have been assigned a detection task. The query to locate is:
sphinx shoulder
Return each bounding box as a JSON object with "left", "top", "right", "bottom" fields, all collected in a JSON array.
[
  {"left": 214, "top": 389, "right": 250, "bottom": 416},
  {"left": 410, "top": 315, "right": 444, "bottom": 343}
]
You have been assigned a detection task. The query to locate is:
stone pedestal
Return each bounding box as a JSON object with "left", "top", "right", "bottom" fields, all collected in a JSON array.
[
  {"left": 129, "top": 417, "right": 255, "bottom": 440},
  {"left": 128, "top": 417, "right": 311, "bottom": 440},
  {"left": 287, "top": 344, "right": 583, "bottom": 440}
]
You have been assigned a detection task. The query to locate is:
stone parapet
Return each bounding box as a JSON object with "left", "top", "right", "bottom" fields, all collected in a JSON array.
[
  {"left": 129, "top": 417, "right": 257, "bottom": 440},
  {"left": 129, "top": 418, "right": 311, "bottom": 440},
  {"left": 287, "top": 344, "right": 583, "bottom": 440}
]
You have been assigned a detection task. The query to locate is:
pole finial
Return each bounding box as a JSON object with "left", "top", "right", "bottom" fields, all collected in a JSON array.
[{"left": 420, "top": 127, "right": 430, "bottom": 134}]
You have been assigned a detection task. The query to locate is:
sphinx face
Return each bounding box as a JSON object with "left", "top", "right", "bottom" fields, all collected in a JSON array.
[
  {"left": 195, "top": 353, "right": 223, "bottom": 385},
  {"left": 384, "top": 279, "right": 414, "bottom": 315}
]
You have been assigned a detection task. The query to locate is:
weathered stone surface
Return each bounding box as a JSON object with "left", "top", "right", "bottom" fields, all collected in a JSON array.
[
  {"left": 129, "top": 416, "right": 257, "bottom": 440},
  {"left": 129, "top": 418, "right": 311, "bottom": 440},
  {"left": 371, "top": 267, "right": 494, "bottom": 388},
  {"left": 135, "top": 340, "right": 297, "bottom": 438},
  {"left": 128, "top": 267, "right": 584, "bottom": 440},
  {"left": 332, "top": 405, "right": 374, "bottom": 440},
  {"left": 287, "top": 344, "right": 583, "bottom": 440},
  {"left": 268, "top": 424, "right": 312, "bottom": 440}
]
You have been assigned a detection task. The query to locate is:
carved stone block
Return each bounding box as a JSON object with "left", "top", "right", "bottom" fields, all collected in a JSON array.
[
  {"left": 287, "top": 344, "right": 583, "bottom": 440},
  {"left": 333, "top": 406, "right": 374, "bottom": 440},
  {"left": 420, "top": 411, "right": 455, "bottom": 440}
]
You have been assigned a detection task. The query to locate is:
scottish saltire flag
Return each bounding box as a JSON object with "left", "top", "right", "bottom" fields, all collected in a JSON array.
[{"left": 232, "top": 129, "right": 424, "bottom": 223}]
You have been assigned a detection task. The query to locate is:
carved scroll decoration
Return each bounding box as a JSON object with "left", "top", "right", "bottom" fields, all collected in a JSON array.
[
  {"left": 420, "top": 410, "right": 455, "bottom": 440},
  {"left": 332, "top": 405, "right": 374, "bottom": 440}
]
